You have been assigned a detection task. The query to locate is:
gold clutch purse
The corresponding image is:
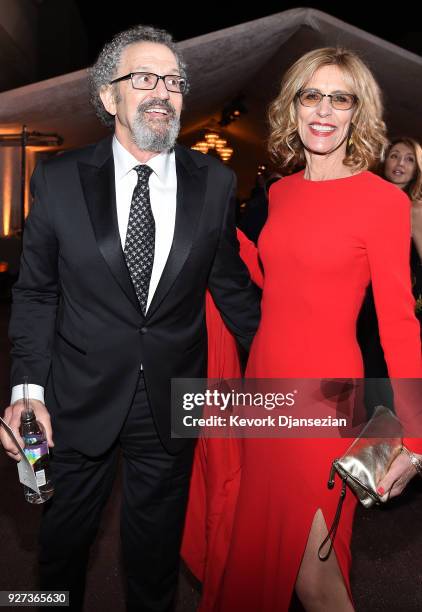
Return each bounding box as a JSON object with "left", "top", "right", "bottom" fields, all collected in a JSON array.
[{"left": 318, "top": 405, "right": 403, "bottom": 561}]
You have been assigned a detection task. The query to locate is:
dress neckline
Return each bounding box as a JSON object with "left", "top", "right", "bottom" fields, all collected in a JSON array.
[{"left": 298, "top": 169, "right": 369, "bottom": 184}]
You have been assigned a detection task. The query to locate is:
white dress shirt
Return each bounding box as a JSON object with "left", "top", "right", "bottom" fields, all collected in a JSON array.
[
  {"left": 113, "top": 136, "right": 177, "bottom": 310},
  {"left": 11, "top": 136, "right": 177, "bottom": 405}
]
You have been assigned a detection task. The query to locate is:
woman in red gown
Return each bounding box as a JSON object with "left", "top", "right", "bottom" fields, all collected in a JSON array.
[{"left": 215, "top": 48, "right": 422, "bottom": 611}]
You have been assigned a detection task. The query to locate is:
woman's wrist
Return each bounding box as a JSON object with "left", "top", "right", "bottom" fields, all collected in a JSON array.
[{"left": 401, "top": 446, "right": 422, "bottom": 477}]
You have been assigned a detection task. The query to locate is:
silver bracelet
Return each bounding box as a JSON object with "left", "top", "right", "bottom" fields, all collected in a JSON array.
[{"left": 401, "top": 446, "right": 422, "bottom": 477}]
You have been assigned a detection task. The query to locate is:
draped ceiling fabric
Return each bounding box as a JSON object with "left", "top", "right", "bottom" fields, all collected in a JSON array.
[{"left": 0, "top": 7, "right": 421, "bottom": 198}]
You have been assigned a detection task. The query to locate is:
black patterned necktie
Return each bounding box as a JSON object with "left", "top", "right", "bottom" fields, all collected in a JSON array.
[{"left": 124, "top": 165, "right": 155, "bottom": 315}]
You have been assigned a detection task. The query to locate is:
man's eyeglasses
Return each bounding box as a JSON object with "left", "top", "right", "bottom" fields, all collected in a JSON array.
[
  {"left": 110, "top": 72, "right": 187, "bottom": 94},
  {"left": 297, "top": 89, "right": 357, "bottom": 111}
]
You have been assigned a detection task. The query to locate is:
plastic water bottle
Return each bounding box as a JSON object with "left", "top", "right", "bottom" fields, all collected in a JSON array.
[{"left": 19, "top": 380, "right": 54, "bottom": 504}]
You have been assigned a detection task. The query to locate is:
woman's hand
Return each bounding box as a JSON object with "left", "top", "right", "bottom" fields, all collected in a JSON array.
[{"left": 376, "top": 450, "right": 421, "bottom": 501}]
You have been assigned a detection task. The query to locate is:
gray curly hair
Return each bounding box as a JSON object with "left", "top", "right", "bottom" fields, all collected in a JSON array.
[{"left": 88, "top": 25, "right": 189, "bottom": 128}]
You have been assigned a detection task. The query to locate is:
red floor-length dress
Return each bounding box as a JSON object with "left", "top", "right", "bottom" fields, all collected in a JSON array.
[
  {"left": 181, "top": 229, "right": 263, "bottom": 609},
  {"left": 215, "top": 170, "right": 422, "bottom": 611}
]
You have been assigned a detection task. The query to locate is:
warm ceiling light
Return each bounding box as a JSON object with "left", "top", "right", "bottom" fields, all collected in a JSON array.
[
  {"left": 204, "top": 132, "right": 219, "bottom": 148},
  {"left": 193, "top": 141, "right": 208, "bottom": 153},
  {"left": 219, "top": 147, "right": 233, "bottom": 162},
  {"left": 215, "top": 139, "right": 227, "bottom": 150},
  {"left": 191, "top": 132, "right": 233, "bottom": 163}
]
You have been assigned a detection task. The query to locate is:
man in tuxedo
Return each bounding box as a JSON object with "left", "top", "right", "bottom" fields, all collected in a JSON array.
[{"left": 0, "top": 25, "right": 260, "bottom": 611}]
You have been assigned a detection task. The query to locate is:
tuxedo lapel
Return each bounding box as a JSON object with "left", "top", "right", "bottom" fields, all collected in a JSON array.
[
  {"left": 78, "top": 139, "right": 140, "bottom": 312},
  {"left": 147, "top": 145, "right": 208, "bottom": 318}
]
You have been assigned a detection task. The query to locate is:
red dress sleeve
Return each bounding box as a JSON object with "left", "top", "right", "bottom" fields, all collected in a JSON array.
[
  {"left": 237, "top": 228, "right": 264, "bottom": 288},
  {"left": 367, "top": 189, "right": 421, "bottom": 376},
  {"left": 366, "top": 186, "right": 422, "bottom": 450}
]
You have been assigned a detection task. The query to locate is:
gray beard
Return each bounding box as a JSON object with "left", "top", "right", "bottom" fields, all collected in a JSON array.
[{"left": 131, "top": 113, "right": 180, "bottom": 152}]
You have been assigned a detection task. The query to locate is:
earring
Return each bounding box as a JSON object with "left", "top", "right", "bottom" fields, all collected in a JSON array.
[{"left": 348, "top": 136, "right": 354, "bottom": 147}]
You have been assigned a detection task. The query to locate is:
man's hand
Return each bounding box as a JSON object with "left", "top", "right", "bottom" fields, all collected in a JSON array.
[{"left": 0, "top": 400, "right": 54, "bottom": 461}]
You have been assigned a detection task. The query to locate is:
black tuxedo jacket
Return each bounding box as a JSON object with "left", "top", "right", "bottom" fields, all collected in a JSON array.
[{"left": 9, "top": 137, "right": 260, "bottom": 455}]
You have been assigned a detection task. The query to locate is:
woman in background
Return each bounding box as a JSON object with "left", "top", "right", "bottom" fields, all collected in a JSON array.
[{"left": 384, "top": 138, "right": 422, "bottom": 319}]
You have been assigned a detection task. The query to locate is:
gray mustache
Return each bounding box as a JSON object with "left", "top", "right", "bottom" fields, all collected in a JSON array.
[{"left": 138, "top": 99, "right": 176, "bottom": 117}]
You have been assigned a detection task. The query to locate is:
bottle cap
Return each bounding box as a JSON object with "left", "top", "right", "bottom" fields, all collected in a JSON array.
[{"left": 21, "top": 409, "right": 35, "bottom": 423}]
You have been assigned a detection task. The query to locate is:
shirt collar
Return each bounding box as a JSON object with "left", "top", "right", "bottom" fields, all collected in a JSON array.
[{"left": 112, "top": 135, "right": 174, "bottom": 184}]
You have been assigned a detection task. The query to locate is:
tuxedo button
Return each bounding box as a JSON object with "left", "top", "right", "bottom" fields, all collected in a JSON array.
[{"left": 139, "top": 326, "right": 148, "bottom": 334}]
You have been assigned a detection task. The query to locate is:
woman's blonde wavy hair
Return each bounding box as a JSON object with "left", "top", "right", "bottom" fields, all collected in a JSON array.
[
  {"left": 383, "top": 137, "right": 422, "bottom": 202},
  {"left": 268, "top": 48, "right": 388, "bottom": 174}
]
